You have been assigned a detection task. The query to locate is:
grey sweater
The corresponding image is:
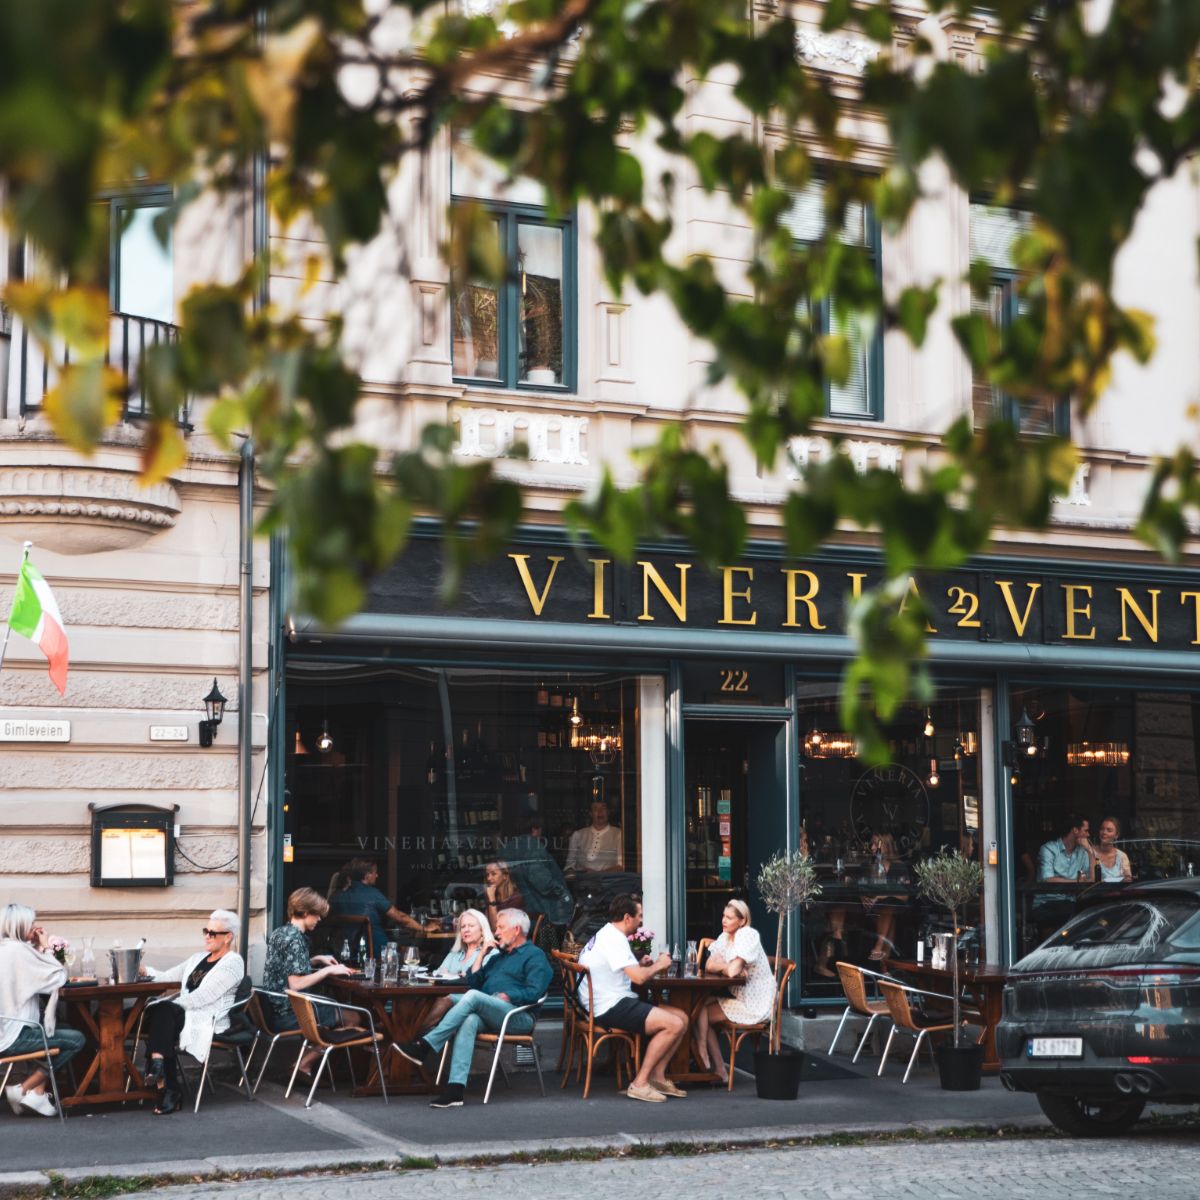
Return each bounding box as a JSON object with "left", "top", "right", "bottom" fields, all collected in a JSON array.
[{"left": 0, "top": 938, "right": 66, "bottom": 1052}]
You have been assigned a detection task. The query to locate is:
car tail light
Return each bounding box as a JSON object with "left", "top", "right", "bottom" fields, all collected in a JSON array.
[{"left": 1126, "top": 1056, "right": 1200, "bottom": 1065}]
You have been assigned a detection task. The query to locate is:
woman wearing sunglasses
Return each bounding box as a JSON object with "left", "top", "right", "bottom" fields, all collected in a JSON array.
[{"left": 139, "top": 909, "right": 244, "bottom": 1115}]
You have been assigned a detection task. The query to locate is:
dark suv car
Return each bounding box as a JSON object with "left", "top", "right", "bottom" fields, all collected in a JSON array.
[{"left": 997, "top": 877, "right": 1200, "bottom": 1136}]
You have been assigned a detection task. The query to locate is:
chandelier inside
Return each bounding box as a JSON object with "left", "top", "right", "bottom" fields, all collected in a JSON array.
[{"left": 1066, "top": 741, "right": 1131, "bottom": 767}]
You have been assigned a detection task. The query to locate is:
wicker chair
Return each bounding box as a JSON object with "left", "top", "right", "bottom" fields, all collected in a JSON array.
[
  {"left": 709, "top": 956, "right": 795, "bottom": 1090},
  {"left": 877, "top": 979, "right": 983, "bottom": 1083},
  {"left": 556, "top": 956, "right": 640, "bottom": 1099},
  {"left": 0, "top": 1016, "right": 64, "bottom": 1124},
  {"left": 829, "top": 961, "right": 894, "bottom": 1062},
  {"left": 284, "top": 991, "right": 389, "bottom": 1108}
]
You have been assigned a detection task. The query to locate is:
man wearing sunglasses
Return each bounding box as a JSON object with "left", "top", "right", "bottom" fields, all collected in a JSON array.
[{"left": 139, "top": 909, "right": 245, "bottom": 1115}]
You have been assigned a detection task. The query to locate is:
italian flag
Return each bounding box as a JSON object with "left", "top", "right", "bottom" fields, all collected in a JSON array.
[{"left": 9, "top": 556, "right": 69, "bottom": 695}]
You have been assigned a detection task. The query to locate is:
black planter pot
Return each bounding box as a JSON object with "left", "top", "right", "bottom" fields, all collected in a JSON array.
[
  {"left": 753, "top": 1048, "right": 803, "bottom": 1100},
  {"left": 935, "top": 1043, "right": 984, "bottom": 1091}
]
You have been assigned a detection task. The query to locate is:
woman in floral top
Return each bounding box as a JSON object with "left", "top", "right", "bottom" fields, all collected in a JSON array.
[{"left": 262, "top": 888, "right": 358, "bottom": 1077}]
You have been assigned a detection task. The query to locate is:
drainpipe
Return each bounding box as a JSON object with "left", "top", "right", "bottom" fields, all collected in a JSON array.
[{"left": 238, "top": 437, "right": 254, "bottom": 952}]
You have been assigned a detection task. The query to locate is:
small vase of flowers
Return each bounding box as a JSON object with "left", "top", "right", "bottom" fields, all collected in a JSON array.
[
  {"left": 49, "top": 936, "right": 71, "bottom": 966},
  {"left": 627, "top": 927, "right": 655, "bottom": 960}
]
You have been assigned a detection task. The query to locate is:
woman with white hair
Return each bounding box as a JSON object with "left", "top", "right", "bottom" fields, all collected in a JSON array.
[
  {"left": 434, "top": 908, "right": 497, "bottom": 978},
  {"left": 691, "top": 899, "right": 774, "bottom": 1084},
  {"left": 0, "top": 903, "right": 86, "bottom": 1117},
  {"left": 139, "top": 909, "right": 244, "bottom": 1115}
]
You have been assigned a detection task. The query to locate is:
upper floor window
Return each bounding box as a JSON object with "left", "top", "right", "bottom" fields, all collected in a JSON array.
[
  {"left": 783, "top": 177, "right": 883, "bottom": 421},
  {"left": 969, "top": 202, "right": 1066, "bottom": 437},
  {"left": 101, "top": 187, "right": 174, "bottom": 324},
  {"left": 450, "top": 137, "right": 575, "bottom": 391}
]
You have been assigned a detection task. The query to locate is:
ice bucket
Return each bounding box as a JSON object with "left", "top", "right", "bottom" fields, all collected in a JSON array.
[{"left": 109, "top": 948, "right": 143, "bottom": 984}]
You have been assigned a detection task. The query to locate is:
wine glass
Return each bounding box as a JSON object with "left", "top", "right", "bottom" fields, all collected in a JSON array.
[{"left": 404, "top": 945, "right": 420, "bottom": 976}]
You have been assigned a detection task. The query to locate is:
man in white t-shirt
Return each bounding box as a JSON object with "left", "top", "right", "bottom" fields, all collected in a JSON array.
[{"left": 578, "top": 894, "right": 688, "bottom": 1103}]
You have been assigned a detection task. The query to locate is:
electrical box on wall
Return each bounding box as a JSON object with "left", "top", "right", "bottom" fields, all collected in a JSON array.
[{"left": 88, "top": 802, "right": 179, "bottom": 887}]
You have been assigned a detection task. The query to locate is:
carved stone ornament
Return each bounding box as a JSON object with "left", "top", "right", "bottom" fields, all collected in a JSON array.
[
  {"left": 454, "top": 407, "right": 589, "bottom": 467},
  {"left": 787, "top": 436, "right": 902, "bottom": 479},
  {"left": 1052, "top": 462, "right": 1092, "bottom": 507},
  {"left": 795, "top": 29, "right": 881, "bottom": 76},
  {"left": 0, "top": 466, "right": 181, "bottom": 554}
]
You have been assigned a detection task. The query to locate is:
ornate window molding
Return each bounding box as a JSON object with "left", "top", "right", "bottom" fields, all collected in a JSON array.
[
  {"left": 453, "top": 407, "right": 589, "bottom": 466},
  {"left": 786, "top": 436, "right": 902, "bottom": 479},
  {"left": 794, "top": 29, "right": 881, "bottom": 76}
]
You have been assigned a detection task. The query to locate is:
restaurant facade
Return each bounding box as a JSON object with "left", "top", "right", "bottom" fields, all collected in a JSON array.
[{"left": 278, "top": 527, "right": 1200, "bottom": 1007}]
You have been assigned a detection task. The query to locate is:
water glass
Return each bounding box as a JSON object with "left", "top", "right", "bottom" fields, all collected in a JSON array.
[{"left": 362, "top": 957, "right": 376, "bottom": 983}]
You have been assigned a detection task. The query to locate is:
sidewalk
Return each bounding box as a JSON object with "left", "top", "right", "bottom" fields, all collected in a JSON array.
[{"left": 0, "top": 1046, "right": 1047, "bottom": 1192}]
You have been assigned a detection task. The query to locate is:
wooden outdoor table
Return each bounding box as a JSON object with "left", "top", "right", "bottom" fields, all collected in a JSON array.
[
  {"left": 58, "top": 980, "right": 173, "bottom": 1108},
  {"left": 635, "top": 971, "right": 746, "bottom": 1083},
  {"left": 884, "top": 959, "right": 1009, "bottom": 1074},
  {"left": 330, "top": 977, "right": 468, "bottom": 1095}
]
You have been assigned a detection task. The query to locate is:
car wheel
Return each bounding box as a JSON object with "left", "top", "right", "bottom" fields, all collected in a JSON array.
[{"left": 1036, "top": 1093, "right": 1146, "bottom": 1137}]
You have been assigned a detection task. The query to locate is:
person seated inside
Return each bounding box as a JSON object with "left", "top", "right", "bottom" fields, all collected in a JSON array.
[
  {"left": 482, "top": 861, "right": 525, "bottom": 933},
  {"left": 327, "top": 858, "right": 438, "bottom": 956},
  {"left": 690, "top": 899, "right": 774, "bottom": 1084},
  {"left": 1095, "top": 816, "right": 1133, "bottom": 882},
  {"left": 261, "top": 888, "right": 358, "bottom": 1083},
  {"left": 578, "top": 894, "right": 688, "bottom": 1103},
  {"left": 0, "top": 904, "right": 86, "bottom": 1118},
  {"left": 139, "top": 908, "right": 245, "bottom": 1115},
  {"left": 564, "top": 800, "right": 624, "bottom": 875},
  {"left": 1037, "top": 815, "right": 1094, "bottom": 883},
  {"left": 394, "top": 908, "right": 553, "bottom": 1108}
]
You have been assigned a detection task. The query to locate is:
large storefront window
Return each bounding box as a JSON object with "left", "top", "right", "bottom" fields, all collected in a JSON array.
[
  {"left": 285, "top": 664, "right": 646, "bottom": 955},
  {"left": 798, "top": 686, "right": 986, "bottom": 1000},
  {"left": 1010, "top": 685, "right": 1200, "bottom": 959}
]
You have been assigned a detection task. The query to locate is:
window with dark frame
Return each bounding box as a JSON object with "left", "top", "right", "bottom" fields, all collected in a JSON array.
[
  {"left": 99, "top": 186, "right": 175, "bottom": 325},
  {"left": 969, "top": 202, "right": 1068, "bottom": 438},
  {"left": 782, "top": 177, "right": 884, "bottom": 421}
]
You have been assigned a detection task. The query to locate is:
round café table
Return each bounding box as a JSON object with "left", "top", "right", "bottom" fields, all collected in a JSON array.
[
  {"left": 634, "top": 971, "right": 746, "bottom": 1083},
  {"left": 58, "top": 979, "right": 173, "bottom": 1108},
  {"left": 329, "top": 976, "right": 468, "bottom": 1095}
]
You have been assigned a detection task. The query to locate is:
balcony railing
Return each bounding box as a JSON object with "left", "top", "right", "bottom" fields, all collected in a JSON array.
[{"left": 8, "top": 310, "right": 190, "bottom": 428}]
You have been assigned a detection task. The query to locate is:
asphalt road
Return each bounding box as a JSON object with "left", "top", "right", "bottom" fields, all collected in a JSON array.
[{"left": 120, "top": 1129, "right": 1200, "bottom": 1200}]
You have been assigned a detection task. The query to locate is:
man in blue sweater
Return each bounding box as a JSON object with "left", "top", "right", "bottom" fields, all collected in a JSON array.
[{"left": 396, "top": 907, "right": 552, "bottom": 1107}]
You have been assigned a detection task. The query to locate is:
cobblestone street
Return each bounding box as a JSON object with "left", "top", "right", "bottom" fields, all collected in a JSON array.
[{"left": 121, "top": 1130, "right": 1200, "bottom": 1200}]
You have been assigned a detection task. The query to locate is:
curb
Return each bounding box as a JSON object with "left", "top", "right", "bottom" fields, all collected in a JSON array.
[{"left": 0, "top": 1116, "right": 1054, "bottom": 1197}]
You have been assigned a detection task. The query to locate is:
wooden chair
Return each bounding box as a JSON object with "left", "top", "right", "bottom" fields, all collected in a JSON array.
[
  {"left": 829, "top": 962, "right": 893, "bottom": 1062},
  {"left": 530, "top": 913, "right": 545, "bottom": 947},
  {"left": 709, "top": 956, "right": 795, "bottom": 1090},
  {"left": 0, "top": 1016, "right": 64, "bottom": 1123},
  {"left": 434, "top": 993, "right": 549, "bottom": 1103},
  {"left": 555, "top": 956, "right": 640, "bottom": 1099},
  {"left": 551, "top": 948, "right": 580, "bottom": 1072},
  {"left": 284, "top": 991, "right": 389, "bottom": 1109},
  {"left": 246, "top": 989, "right": 306, "bottom": 1092},
  {"left": 877, "top": 979, "right": 982, "bottom": 1083}
]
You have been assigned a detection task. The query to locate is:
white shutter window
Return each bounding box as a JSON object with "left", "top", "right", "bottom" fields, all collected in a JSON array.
[
  {"left": 969, "top": 204, "right": 1032, "bottom": 272},
  {"left": 783, "top": 179, "right": 869, "bottom": 246},
  {"left": 828, "top": 306, "right": 871, "bottom": 417}
]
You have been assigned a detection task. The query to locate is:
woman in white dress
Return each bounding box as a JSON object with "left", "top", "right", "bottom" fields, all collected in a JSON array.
[{"left": 691, "top": 899, "right": 775, "bottom": 1084}]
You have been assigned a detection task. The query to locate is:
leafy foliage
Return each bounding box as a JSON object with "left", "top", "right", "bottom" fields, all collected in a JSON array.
[{"left": 1, "top": 0, "right": 1197, "bottom": 749}]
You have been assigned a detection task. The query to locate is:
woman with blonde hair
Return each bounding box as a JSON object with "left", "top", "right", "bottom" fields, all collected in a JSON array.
[
  {"left": 482, "top": 861, "right": 526, "bottom": 932},
  {"left": 0, "top": 904, "right": 86, "bottom": 1117},
  {"left": 434, "top": 908, "right": 497, "bottom": 978},
  {"left": 691, "top": 899, "right": 774, "bottom": 1085},
  {"left": 139, "top": 908, "right": 245, "bottom": 1115}
]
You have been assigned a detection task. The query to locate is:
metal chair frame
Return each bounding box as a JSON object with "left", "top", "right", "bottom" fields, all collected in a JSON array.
[
  {"left": 246, "top": 988, "right": 307, "bottom": 1093},
  {"left": 284, "top": 991, "right": 389, "bottom": 1109},
  {"left": 828, "top": 962, "right": 897, "bottom": 1062},
  {"left": 0, "top": 1015, "right": 65, "bottom": 1123},
  {"left": 434, "top": 994, "right": 548, "bottom": 1103},
  {"left": 877, "top": 980, "right": 983, "bottom": 1084},
  {"left": 193, "top": 976, "right": 257, "bottom": 1114}
]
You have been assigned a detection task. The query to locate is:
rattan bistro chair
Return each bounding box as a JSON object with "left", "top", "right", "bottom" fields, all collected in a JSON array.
[
  {"left": 556, "top": 956, "right": 640, "bottom": 1099},
  {"left": 246, "top": 989, "right": 306, "bottom": 1092},
  {"left": 0, "top": 1016, "right": 64, "bottom": 1123},
  {"left": 434, "top": 993, "right": 549, "bottom": 1103},
  {"left": 709, "top": 956, "right": 795, "bottom": 1090},
  {"left": 284, "top": 991, "right": 389, "bottom": 1109},
  {"left": 877, "top": 979, "right": 983, "bottom": 1084},
  {"left": 829, "top": 962, "right": 894, "bottom": 1062}
]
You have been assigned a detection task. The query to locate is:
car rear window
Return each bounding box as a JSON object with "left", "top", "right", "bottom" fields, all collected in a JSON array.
[{"left": 1018, "top": 896, "right": 1200, "bottom": 971}]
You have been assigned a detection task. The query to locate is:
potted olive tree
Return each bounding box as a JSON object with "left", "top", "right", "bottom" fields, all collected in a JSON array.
[
  {"left": 913, "top": 850, "right": 986, "bottom": 1091},
  {"left": 754, "top": 850, "right": 821, "bottom": 1099}
]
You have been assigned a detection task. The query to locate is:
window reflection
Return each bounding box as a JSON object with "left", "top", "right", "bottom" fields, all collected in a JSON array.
[{"left": 518, "top": 222, "right": 564, "bottom": 385}]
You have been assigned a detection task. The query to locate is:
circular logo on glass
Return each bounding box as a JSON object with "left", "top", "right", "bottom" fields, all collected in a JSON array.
[{"left": 849, "top": 764, "right": 929, "bottom": 857}]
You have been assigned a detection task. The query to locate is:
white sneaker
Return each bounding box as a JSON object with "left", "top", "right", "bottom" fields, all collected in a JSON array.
[
  {"left": 19, "top": 1089, "right": 57, "bottom": 1118},
  {"left": 5, "top": 1084, "right": 24, "bottom": 1115}
]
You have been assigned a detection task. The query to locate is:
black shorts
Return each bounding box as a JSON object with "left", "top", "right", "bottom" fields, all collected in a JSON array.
[{"left": 598, "top": 996, "right": 655, "bottom": 1035}]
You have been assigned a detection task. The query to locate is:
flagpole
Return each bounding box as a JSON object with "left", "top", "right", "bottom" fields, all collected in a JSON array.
[{"left": 0, "top": 541, "right": 32, "bottom": 676}]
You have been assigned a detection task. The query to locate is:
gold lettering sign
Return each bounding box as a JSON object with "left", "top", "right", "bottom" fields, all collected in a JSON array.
[
  {"left": 900, "top": 576, "right": 937, "bottom": 633},
  {"left": 588, "top": 559, "right": 611, "bottom": 620},
  {"left": 995, "top": 580, "right": 1041, "bottom": 637},
  {"left": 509, "top": 554, "right": 564, "bottom": 617},
  {"left": 637, "top": 561, "right": 690, "bottom": 622},
  {"left": 718, "top": 567, "right": 757, "bottom": 626},
  {"left": 1181, "top": 592, "right": 1200, "bottom": 645},
  {"left": 1062, "top": 584, "right": 1096, "bottom": 640},
  {"left": 782, "top": 569, "right": 825, "bottom": 630},
  {"left": 1116, "top": 587, "right": 1160, "bottom": 643}
]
